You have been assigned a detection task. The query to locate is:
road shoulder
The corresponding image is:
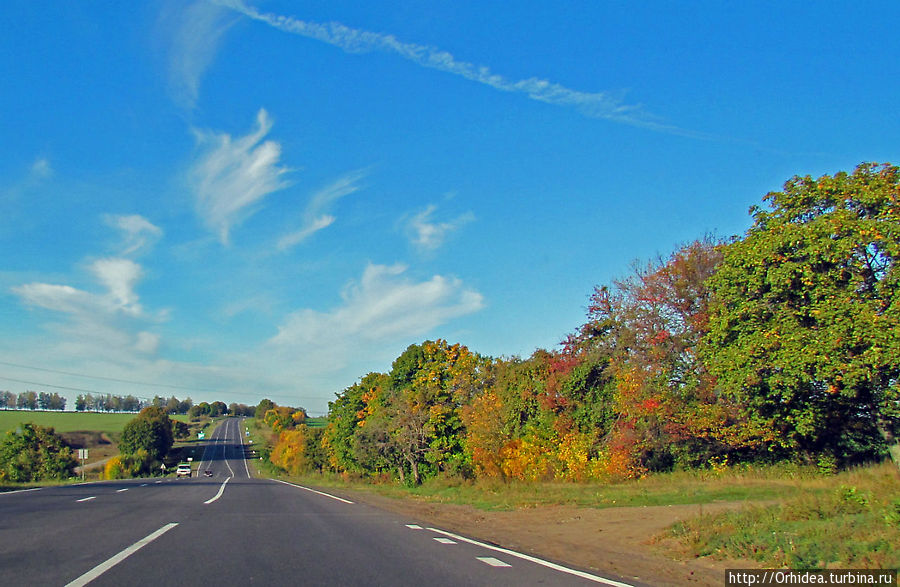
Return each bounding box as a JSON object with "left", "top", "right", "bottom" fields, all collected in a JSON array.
[{"left": 337, "top": 488, "right": 757, "bottom": 586}]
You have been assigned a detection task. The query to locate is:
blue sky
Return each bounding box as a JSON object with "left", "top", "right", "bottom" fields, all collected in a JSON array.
[{"left": 2, "top": 1, "right": 898, "bottom": 415}]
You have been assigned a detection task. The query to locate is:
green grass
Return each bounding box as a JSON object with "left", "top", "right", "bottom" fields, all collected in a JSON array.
[
  {"left": 0, "top": 410, "right": 188, "bottom": 435},
  {"left": 665, "top": 461, "right": 900, "bottom": 568},
  {"left": 0, "top": 410, "right": 139, "bottom": 434},
  {"left": 287, "top": 463, "right": 825, "bottom": 512}
]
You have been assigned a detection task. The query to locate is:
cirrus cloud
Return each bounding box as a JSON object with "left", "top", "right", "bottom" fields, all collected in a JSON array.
[
  {"left": 190, "top": 108, "right": 291, "bottom": 244},
  {"left": 103, "top": 214, "right": 162, "bottom": 256}
]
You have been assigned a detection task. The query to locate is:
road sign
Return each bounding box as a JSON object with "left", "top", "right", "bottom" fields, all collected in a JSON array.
[
  {"left": 160, "top": 463, "right": 166, "bottom": 470},
  {"left": 78, "top": 449, "right": 89, "bottom": 480}
]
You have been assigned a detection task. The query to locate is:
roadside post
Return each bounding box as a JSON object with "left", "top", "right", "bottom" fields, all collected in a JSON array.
[
  {"left": 160, "top": 463, "right": 166, "bottom": 476},
  {"left": 77, "top": 449, "right": 88, "bottom": 481}
]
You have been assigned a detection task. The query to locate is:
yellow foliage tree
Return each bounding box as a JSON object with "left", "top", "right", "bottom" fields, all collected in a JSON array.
[{"left": 270, "top": 427, "right": 308, "bottom": 475}]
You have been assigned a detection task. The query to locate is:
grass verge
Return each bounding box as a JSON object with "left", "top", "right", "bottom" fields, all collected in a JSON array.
[{"left": 663, "top": 461, "right": 900, "bottom": 568}]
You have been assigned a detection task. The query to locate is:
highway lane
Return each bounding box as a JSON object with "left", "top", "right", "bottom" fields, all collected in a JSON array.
[
  {"left": 0, "top": 418, "right": 238, "bottom": 585},
  {"left": 1, "top": 418, "right": 640, "bottom": 586}
]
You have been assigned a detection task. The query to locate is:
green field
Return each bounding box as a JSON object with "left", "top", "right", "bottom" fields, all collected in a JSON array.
[{"left": 0, "top": 410, "right": 187, "bottom": 435}]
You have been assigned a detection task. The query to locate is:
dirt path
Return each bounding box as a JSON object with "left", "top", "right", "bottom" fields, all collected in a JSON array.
[{"left": 341, "top": 489, "right": 757, "bottom": 586}]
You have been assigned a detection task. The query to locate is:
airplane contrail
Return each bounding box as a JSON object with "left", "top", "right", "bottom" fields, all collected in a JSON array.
[{"left": 216, "top": 0, "right": 692, "bottom": 134}]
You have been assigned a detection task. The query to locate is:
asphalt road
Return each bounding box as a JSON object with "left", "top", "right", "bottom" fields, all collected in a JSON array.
[{"left": 0, "top": 418, "right": 640, "bottom": 586}]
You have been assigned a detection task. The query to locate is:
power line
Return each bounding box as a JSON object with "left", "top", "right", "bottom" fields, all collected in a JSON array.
[
  {"left": 0, "top": 375, "right": 124, "bottom": 396},
  {"left": 0, "top": 360, "right": 217, "bottom": 393},
  {"left": 0, "top": 362, "right": 334, "bottom": 405}
]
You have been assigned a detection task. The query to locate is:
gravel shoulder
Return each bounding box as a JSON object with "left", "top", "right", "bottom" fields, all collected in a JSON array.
[{"left": 341, "top": 488, "right": 759, "bottom": 586}]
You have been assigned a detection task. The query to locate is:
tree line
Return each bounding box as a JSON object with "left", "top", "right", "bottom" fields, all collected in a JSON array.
[
  {"left": 261, "top": 162, "right": 900, "bottom": 483},
  {"left": 0, "top": 391, "right": 67, "bottom": 411}
]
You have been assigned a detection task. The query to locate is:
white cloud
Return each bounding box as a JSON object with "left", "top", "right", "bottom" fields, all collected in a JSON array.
[
  {"left": 134, "top": 331, "right": 161, "bottom": 354},
  {"left": 14, "top": 258, "right": 152, "bottom": 320},
  {"left": 89, "top": 258, "right": 144, "bottom": 316},
  {"left": 103, "top": 214, "right": 163, "bottom": 256},
  {"left": 190, "top": 109, "right": 291, "bottom": 244},
  {"left": 10, "top": 256, "right": 173, "bottom": 388},
  {"left": 404, "top": 204, "right": 474, "bottom": 252},
  {"left": 217, "top": 1, "right": 681, "bottom": 132},
  {"left": 277, "top": 169, "right": 366, "bottom": 250},
  {"left": 12, "top": 282, "right": 97, "bottom": 316},
  {"left": 30, "top": 157, "right": 53, "bottom": 179},
  {"left": 161, "top": 0, "right": 238, "bottom": 109},
  {"left": 267, "top": 262, "right": 484, "bottom": 371}
]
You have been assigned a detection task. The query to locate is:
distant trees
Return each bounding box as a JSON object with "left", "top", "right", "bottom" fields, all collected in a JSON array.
[
  {"left": 75, "top": 393, "right": 145, "bottom": 412},
  {"left": 37, "top": 392, "right": 66, "bottom": 411},
  {"left": 229, "top": 403, "right": 256, "bottom": 417},
  {"left": 0, "top": 423, "right": 76, "bottom": 482},
  {"left": 16, "top": 391, "right": 38, "bottom": 410},
  {"left": 0, "top": 391, "right": 66, "bottom": 411},
  {"left": 0, "top": 391, "right": 18, "bottom": 409}
]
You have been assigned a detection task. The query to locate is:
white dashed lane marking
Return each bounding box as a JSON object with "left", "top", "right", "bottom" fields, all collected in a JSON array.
[
  {"left": 76, "top": 497, "right": 96, "bottom": 503},
  {"left": 414, "top": 525, "right": 637, "bottom": 586},
  {"left": 433, "top": 537, "right": 456, "bottom": 544},
  {"left": 477, "top": 557, "right": 512, "bottom": 568}
]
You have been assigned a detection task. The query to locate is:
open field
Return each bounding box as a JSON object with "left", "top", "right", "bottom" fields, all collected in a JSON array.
[
  {"left": 0, "top": 410, "right": 139, "bottom": 434},
  {"left": 0, "top": 410, "right": 193, "bottom": 478},
  {"left": 0, "top": 410, "right": 189, "bottom": 435}
]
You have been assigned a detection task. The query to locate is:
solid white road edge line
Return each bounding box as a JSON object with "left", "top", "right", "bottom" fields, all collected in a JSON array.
[
  {"left": 204, "top": 476, "right": 231, "bottom": 504},
  {"left": 0, "top": 487, "right": 43, "bottom": 496},
  {"left": 239, "top": 418, "right": 251, "bottom": 478},
  {"left": 426, "top": 527, "right": 636, "bottom": 587},
  {"left": 273, "top": 479, "right": 354, "bottom": 504},
  {"left": 64, "top": 522, "right": 179, "bottom": 587}
]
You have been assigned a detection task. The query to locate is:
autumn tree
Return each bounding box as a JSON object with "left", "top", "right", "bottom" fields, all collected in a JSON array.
[
  {"left": 566, "top": 237, "right": 759, "bottom": 475},
  {"left": 387, "top": 340, "right": 487, "bottom": 483},
  {"left": 323, "top": 372, "right": 393, "bottom": 474},
  {"left": 702, "top": 163, "right": 900, "bottom": 467}
]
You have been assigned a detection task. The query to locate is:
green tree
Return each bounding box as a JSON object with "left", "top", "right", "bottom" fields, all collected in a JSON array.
[
  {"left": 119, "top": 406, "right": 174, "bottom": 461},
  {"left": 17, "top": 391, "right": 38, "bottom": 410},
  {"left": 209, "top": 401, "right": 228, "bottom": 417},
  {"left": 0, "top": 423, "right": 76, "bottom": 482},
  {"left": 255, "top": 398, "right": 275, "bottom": 420},
  {"left": 0, "top": 390, "right": 16, "bottom": 409},
  {"left": 386, "top": 340, "right": 487, "bottom": 483},
  {"left": 171, "top": 420, "right": 190, "bottom": 440},
  {"left": 324, "top": 372, "right": 392, "bottom": 474},
  {"left": 702, "top": 163, "right": 900, "bottom": 466}
]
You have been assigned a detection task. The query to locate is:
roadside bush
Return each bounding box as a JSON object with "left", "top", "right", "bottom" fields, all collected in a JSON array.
[
  {"left": 0, "top": 423, "right": 76, "bottom": 482},
  {"left": 102, "top": 449, "right": 152, "bottom": 480}
]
